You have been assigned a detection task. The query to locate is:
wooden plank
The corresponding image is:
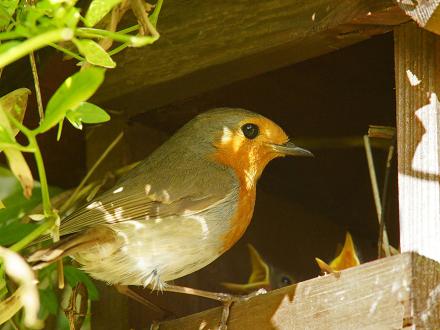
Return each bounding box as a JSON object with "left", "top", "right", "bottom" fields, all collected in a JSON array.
[
  {"left": 396, "top": 0, "right": 440, "bottom": 35},
  {"left": 93, "top": 0, "right": 407, "bottom": 115},
  {"left": 394, "top": 23, "right": 440, "bottom": 262},
  {"left": 411, "top": 253, "right": 440, "bottom": 328},
  {"left": 158, "top": 253, "right": 419, "bottom": 330}
]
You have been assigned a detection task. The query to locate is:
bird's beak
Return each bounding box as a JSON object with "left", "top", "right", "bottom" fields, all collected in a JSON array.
[{"left": 270, "top": 141, "right": 314, "bottom": 157}]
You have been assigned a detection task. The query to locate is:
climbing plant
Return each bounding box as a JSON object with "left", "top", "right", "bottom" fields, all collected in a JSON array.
[{"left": 0, "top": 0, "right": 163, "bottom": 327}]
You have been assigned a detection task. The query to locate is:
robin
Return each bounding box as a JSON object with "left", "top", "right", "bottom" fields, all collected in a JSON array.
[
  {"left": 222, "top": 244, "right": 295, "bottom": 293},
  {"left": 29, "top": 107, "right": 312, "bottom": 323}
]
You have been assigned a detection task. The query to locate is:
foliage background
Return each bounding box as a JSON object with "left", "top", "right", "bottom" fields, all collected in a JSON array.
[{"left": 0, "top": 0, "right": 162, "bottom": 328}]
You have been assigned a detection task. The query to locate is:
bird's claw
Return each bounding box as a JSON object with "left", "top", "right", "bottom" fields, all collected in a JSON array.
[
  {"left": 218, "top": 288, "right": 267, "bottom": 330},
  {"left": 218, "top": 287, "right": 267, "bottom": 303},
  {"left": 239, "top": 288, "right": 267, "bottom": 301}
]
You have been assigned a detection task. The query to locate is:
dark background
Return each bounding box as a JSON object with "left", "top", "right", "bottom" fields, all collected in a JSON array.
[{"left": 0, "top": 31, "right": 399, "bottom": 328}]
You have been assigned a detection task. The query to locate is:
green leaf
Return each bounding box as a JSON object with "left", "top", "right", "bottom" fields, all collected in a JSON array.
[
  {"left": 38, "top": 288, "right": 58, "bottom": 318},
  {"left": 0, "top": 0, "right": 19, "bottom": 29},
  {"left": 0, "top": 166, "right": 21, "bottom": 200},
  {"left": 63, "top": 7, "right": 81, "bottom": 29},
  {"left": 57, "top": 119, "right": 63, "bottom": 141},
  {"left": 0, "top": 222, "right": 37, "bottom": 245},
  {"left": 85, "top": 0, "right": 122, "bottom": 27},
  {"left": 0, "top": 104, "right": 14, "bottom": 141},
  {"left": 0, "top": 88, "right": 31, "bottom": 136},
  {"left": 0, "top": 104, "right": 33, "bottom": 198},
  {"left": 0, "top": 124, "right": 14, "bottom": 144},
  {"left": 64, "top": 265, "right": 99, "bottom": 300},
  {"left": 73, "top": 39, "right": 115, "bottom": 68},
  {"left": 66, "top": 102, "right": 110, "bottom": 129},
  {"left": 37, "top": 67, "right": 105, "bottom": 134},
  {"left": 3, "top": 148, "right": 34, "bottom": 198},
  {"left": 0, "top": 166, "right": 62, "bottom": 224},
  {"left": 0, "top": 263, "right": 7, "bottom": 299}
]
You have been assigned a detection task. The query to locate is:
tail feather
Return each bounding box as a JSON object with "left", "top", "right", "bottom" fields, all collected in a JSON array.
[{"left": 28, "top": 226, "right": 115, "bottom": 270}]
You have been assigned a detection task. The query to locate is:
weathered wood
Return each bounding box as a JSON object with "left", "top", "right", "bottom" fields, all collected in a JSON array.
[
  {"left": 394, "top": 23, "right": 440, "bottom": 262},
  {"left": 396, "top": 0, "right": 440, "bottom": 35},
  {"left": 411, "top": 253, "right": 440, "bottom": 328},
  {"left": 157, "top": 253, "right": 440, "bottom": 330},
  {"left": 94, "top": 0, "right": 407, "bottom": 115}
]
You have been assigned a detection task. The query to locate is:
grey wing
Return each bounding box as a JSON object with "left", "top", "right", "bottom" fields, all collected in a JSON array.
[{"left": 59, "top": 182, "right": 227, "bottom": 236}]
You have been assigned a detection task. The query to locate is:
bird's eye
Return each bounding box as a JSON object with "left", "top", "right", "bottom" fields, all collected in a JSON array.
[
  {"left": 241, "top": 123, "right": 259, "bottom": 139},
  {"left": 280, "top": 275, "right": 292, "bottom": 286}
]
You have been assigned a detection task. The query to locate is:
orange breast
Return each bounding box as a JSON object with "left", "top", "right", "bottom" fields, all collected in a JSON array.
[
  {"left": 211, "top": 133, "right": 261, "bottom": 252},
  {"left": 221, "top": 185, "right": 256, "bottom": 252}
]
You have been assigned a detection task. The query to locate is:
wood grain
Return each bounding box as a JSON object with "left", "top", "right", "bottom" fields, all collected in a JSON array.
[
  {"left": 158, "top": 253, "right": 422, "bottom": 330},
  {"left": 93, "top": 0, "right": 407, "bottom": 115},
  {"left": 394, "top": 23, "right": 440, "bottom": 263},
  {"left": 411, "top": 253, "right": 440, "bottom": 328}
]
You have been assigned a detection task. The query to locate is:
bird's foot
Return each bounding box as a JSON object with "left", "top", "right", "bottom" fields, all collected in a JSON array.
[
  {"left": 217, "top": 289, "right": 267, "bottom": 330},
  {"left": 161, "top": 284, "right": 266, "bottom": 330},
  {"left": 115, "top": 284, "right": 169, "bottom": 319},
  {"left": 216, "top": 288, "right": 267, "bottom": 303}
]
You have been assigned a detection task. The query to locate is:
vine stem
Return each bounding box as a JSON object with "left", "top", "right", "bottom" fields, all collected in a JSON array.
[
  {"left": 29, "top": 134, "right": 51, "bottom": 215},
  {"left": 76, "top": 28, "right": 158, "bottom": 47},
  {"left": 0, "top": 28, "right": 73, "bottom": 69},
  {"left": 49, "top": 43, "right": 85, "bottom": 62},
  {"left": 10, "top": 216, "right": 56, "bottom": 252},
  {"left": 7, "top": 114, "right": 51, "bottom": 215},
  {"left": 6, "top": 114, "right": 57, "bottom": 251},
  {"left": 6, "top": 113, "right": 54, "bottom": 217}
]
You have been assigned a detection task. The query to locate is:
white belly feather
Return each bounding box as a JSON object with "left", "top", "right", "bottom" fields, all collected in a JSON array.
[{"left": 73, "top": 194, "right": 237, "bottom": 287}]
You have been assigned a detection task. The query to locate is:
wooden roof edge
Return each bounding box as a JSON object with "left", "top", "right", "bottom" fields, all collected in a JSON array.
[
  {"left": 396, "top": 0, "right": 440, "bottom": 35},
  {"left": 94, "top": 0, "right": 408, "bottom": 115}
]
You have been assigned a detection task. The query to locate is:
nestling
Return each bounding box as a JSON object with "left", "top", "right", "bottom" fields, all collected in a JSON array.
[{"left": 30, "top": 108, "right": 312, "bottom": 294}]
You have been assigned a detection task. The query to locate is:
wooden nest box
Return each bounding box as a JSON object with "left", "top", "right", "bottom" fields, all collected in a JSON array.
[{"left": 87, "top": 0, "right": 440, "bottom": 329}]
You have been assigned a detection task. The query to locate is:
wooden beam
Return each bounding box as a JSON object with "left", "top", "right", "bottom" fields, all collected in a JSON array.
[
  {"left": 157, "top": 253, "right": 440, "bottom": 329},
  {"left": 396, "top": 0, "right": 440, "bottom": 35},
  {"left": 394, "top": 23, "right": 440, "bottom": 262},
  {"left": 94, "top": 0, "right": 407, "bottom": 115}
]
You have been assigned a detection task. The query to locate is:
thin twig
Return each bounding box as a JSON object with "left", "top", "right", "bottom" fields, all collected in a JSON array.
[
  {"left": 377, "top": 138, "right": 395, "bottom": 258},
  {"left": 60, "top": 131, "right": 124, "bottom": 213},
  {"left": 364, "top": 136, "right": 382, "bottom": 221},
  {"left": 363, "top": 135, "right": 391, "bottom": 257},
  {"left": 55, "top": 135, "right": 123, "bottom": 288},
  {"left": 57, "top": 259, "right": 65, "bottom": 289},
  {"left": 29, "top": 52, "right": 44, "bottom": 120},
  {"left": 65, "top": 282, "right": 88, "bottom": 330},
  {"left": 101, "top": 0, "right": 131, "bottom": 51},
  {"left": 130, "top": 0, "right": 159, "bottom": 37}
]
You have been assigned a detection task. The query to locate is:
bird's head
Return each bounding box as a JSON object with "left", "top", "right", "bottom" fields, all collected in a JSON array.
[{"left": 187, "top": 108, "right": 313, "bottom": 190}]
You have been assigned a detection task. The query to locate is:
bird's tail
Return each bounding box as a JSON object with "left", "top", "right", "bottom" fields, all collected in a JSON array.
[
  {"left": 28, "top": 227, "right": 114, "bottom": 270},
  {"left": 28, "top": 233, "right": 86, "bottom": 269}
]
